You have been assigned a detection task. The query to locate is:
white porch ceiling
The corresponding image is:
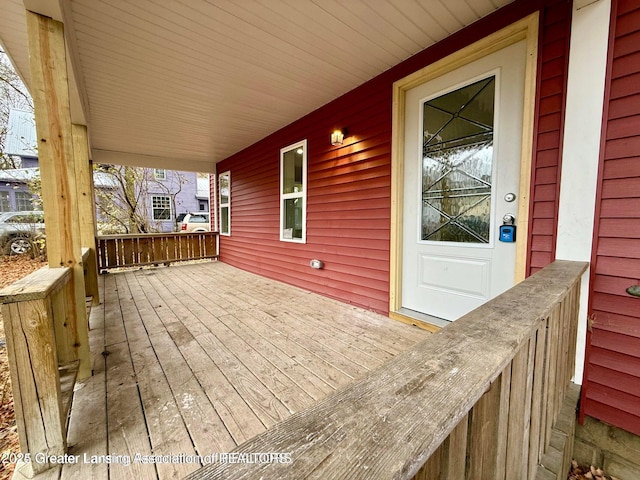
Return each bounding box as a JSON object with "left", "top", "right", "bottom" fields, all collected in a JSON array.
[{"left": 0, "top": 0, "right": 513, "bottom": 172}]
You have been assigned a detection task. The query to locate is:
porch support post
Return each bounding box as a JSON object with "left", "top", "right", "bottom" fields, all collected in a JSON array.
[
  {"left": 73, "top": 124, "right": 100, "bottom": 305},
  {"left": 26, "top": 11, "right": 91, "bottom": 379},
  {"left": 556, "top": 0, "right": 612, "bottom": 383}
]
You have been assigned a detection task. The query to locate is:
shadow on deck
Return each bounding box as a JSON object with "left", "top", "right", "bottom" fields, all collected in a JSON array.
[{"left": 55, "top": 261, "right": 429, "bottom": 479}]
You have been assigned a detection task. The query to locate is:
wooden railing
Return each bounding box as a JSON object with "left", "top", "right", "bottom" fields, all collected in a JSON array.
[
  {"left": 0, "top": 267, "right": 82, "bottom": 476},
  {"left": 188, "top": 260, "right": 588, "bottom": 480},
  {"left": 96, "top": 231, "right": 219, "bottom": 271}
]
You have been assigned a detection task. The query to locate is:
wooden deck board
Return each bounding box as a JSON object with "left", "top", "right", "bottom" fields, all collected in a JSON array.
[
  {"left": 124, "top": 273, "right": 239, "bottom": 455},
  {"left": 165, "top": 271, "right": 378, "bottom": 382},
  {"left": 129, "top": 273, "right": 265, "bottom": 445},
  {"left": 44, "top": 261, "right": 429, "bottom": 480},
  {"left": 62, "top": 277, "right": 107, "bottom": 480},
  {"left": 115, "top": 274, "right": 200, "bottom": 479}
]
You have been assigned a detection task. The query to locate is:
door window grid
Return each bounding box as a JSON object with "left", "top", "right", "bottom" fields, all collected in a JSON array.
[{"left": 421, "top": 76, "right": 495, "bottom": 244}]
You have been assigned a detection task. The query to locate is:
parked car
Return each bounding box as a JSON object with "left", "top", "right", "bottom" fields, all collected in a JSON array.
[
  {"left": 178, "top": 212, "right": 211, "bottom": 233},
  {"left": 0, "top": 211, "right": 46, "bottom": 255}
]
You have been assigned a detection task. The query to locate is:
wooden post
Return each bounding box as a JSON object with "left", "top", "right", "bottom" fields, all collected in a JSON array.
[
  {"left": 26, "top": 11, "right": 91, "bottom": 379},
  {"left": 0, "top": 268, "right": 79, "bottom": 477},
  {"left": 73, "top": 124, "right": 100, "bottom": 305}
]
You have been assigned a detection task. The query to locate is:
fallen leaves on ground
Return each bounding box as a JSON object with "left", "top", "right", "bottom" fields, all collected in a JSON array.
[
  {"left": 0, "top": 255, "right": 47, "bottom": 480},
  {"left": 569, "top": 460, "right": 619, "bottom": 480}
]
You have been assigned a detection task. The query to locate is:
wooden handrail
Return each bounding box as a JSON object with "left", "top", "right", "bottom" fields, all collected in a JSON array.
[
  {"left": 0, "top": 266, "right": 82, "bottom": 476},
  {"left": 188, "top": 260, "right": 588, "bottom": 480},
  {"left": 96, "top": 231, "right": 219, "bottom": 270}
]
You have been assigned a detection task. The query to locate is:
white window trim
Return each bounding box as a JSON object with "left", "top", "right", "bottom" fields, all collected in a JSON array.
[
  {"left": 151, "top": 195, "right": 172, "bottom": 221},
  {"left": 154, "top": 168, "right": 166, "bottom": 180},
  {"left": 279, "top": 139, "right": 307, "bottom": 243},
  {"left": 219, "top": 171, "right": 231, "bottom": 236}
]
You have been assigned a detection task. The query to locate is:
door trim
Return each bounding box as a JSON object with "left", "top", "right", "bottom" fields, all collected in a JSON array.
[{"left": 389, "top": 13, "right": 539, "bottom": 315}]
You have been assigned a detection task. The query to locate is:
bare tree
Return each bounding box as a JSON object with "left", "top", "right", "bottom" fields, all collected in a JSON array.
[
  {"left": 0, "top": 50, "right": 33, "bottom": 169},
  {"left": 94, "top": 165, "right": 188, "bottom": 234}
]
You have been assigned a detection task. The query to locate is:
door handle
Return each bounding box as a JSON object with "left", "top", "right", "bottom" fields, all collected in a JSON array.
[{"left": 502, "top": 214, "right": 516, "bottom": 225}]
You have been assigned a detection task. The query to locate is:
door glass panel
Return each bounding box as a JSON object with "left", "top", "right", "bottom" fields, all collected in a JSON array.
[{"left": 422, "top": 76, "right": 495, "bottom": 243}]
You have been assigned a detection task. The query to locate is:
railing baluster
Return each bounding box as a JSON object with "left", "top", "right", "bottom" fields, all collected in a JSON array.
[
  {"left": 505, "top": 340, "right": 534, "bottom": 478},
  {"left": 529, "top": 325, "right": 548, "bottom": 479}
]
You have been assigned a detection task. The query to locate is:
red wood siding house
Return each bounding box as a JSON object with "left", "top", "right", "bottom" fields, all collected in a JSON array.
[
  {"left": 217, "top": 0, "right": 572, "bottom": 314},
  {"left": 215, "top": 0, "right": 640, "bottom": 438},
  {"left": 581, "top": 0, "right": 640, "bottom": 437}
]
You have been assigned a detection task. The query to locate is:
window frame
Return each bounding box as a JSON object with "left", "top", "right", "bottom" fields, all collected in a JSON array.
[
  {"left": 151, "top": 195, "right": 172, "bottom": 221},
  {"left": 15, "top": 191, "right": 33, "bottom": 211},
  {"left": 154, "top": 168, "right": 166, "bottom": 180},
  {"left": 0, "top": 191, "right": 9, "bottom": 212},
  {"left": 279, "top": 139, "right": 307, "bottom": 243},
  {"left": 219, "top": 171, "right": 230, "bottom": 236}
]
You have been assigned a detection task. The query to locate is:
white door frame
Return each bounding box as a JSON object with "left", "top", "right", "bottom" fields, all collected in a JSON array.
[{"left": 389, "top": 13, "right": 540, "bottom": 325}]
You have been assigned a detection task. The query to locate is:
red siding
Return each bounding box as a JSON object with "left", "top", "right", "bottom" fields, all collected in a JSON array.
[
  {"left": 527, "top": 1, "right": 573, "bottom": 274},
  {"left": 582, "top": 0, "right": 640, "bottom": 436},
  {"left": 216, "top": 0, "right": 572, "bottom": 314}
]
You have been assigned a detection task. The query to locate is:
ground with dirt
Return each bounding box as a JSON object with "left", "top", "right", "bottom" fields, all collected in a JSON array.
[{"left": 0, "top": 255, "right": 47, "bottom": 480}]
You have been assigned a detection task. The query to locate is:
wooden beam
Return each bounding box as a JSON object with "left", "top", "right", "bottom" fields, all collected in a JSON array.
[
  {"left": 26, "top": 11, "right": 91, "bottom": 379},
  {"left": 73, "top": 124, "right": 100, "bottom": 305}
]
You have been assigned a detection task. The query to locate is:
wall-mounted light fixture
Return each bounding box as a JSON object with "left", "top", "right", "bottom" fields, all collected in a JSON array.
[{"left": 331, "top": 128, "right": 347, "bottom": 146}]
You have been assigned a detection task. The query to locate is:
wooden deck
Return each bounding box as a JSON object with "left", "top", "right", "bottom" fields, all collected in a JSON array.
[{"left": 47, "top": 261, "right": 428, "bottom": 480}]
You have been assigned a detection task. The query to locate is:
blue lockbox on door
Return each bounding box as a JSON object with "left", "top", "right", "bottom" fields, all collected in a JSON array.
[{"left": 499, "top": 224, "right": 516, "bottom": 242}]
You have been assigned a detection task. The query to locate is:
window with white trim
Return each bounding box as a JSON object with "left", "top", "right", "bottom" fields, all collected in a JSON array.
[
  {"left": 219, "top": 171, "right": 230, "bottom": 235},
  {"left": 280, "top": 140, "right": 307, "bottom": 243},
  {"left": 151, "top": 195, "right": 171, "bottom": 220},
  {"left": 154, "top": 169, "right": 166, "bottom": 180}
]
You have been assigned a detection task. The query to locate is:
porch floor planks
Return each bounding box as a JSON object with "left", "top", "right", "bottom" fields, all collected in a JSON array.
[
  {"left": 163, "top": 269, "right": 363, "bottom": 392},
  {"left": 41, "top": 261, "right": 429, "bottom": 480},
  {"left": 135, "top": 270, "right": 305, "bottom": 426},
  {"left": 62, "top": 273, "right": 107, "bottom": 480},
  {"left": 127, "top": 274, "right": 266, "bottom": 446},
  {"left": 185, "top": 263, "right": 394, "bottom": 372},
  {"left": 121, "top": 273, "right": 236, "bottom": 459},
  {"left": 188, "top": 261, "right": 424, "bottom": 355},
  {"left": 149, "top": 272, "right": 335, "bottom": 401},
  {"left": 114, "top": 273, "right": 202, "bottom": 479},
  {"left": 104, "top": 273, "right": 157, "bottom": 480}
]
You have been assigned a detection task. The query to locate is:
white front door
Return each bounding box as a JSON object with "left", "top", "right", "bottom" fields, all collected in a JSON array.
[{"left": 402, "top": 41, "right": 527, "bottom": 321}]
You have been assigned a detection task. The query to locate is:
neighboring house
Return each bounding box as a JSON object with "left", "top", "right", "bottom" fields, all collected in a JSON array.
[
  {"left": 1, "top": 109, "right": 39, "bottom": 212},
  {"left": 0, "top": 167, "right": 38, "bottom": 212},
  {"left": 3, "top": 109, "right": 210, "bottom": 232},
  {"left": 145, "top": 167, "right": 209, "bottom": 232},
  {"left": 3, "top": 108, "right": 38, "bottom": 167},
  {"left": 0, "top": 166, "right": 118, "bottom": 212}
]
